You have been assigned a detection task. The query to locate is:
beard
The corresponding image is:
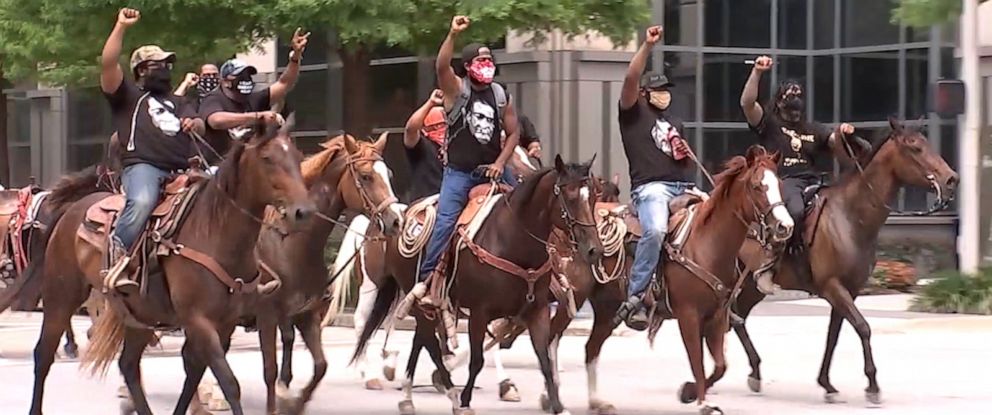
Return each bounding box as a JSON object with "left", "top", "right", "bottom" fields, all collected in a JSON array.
[{"left": 777, "top": 96, "right": 804, "bottom": 123}]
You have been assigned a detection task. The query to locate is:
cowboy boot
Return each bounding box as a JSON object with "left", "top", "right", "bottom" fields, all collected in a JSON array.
[
  {"left": 614, "top": 295, "right": 648, "bottom": 331},
  {"left": 753, "top": 250, "right": 782, "bottom": 295},
  {"left": 395, "top": 281, "right": 428, "bottom": 320},
  {"left": 108, "top": 239, "right": 138, "bottom": 297}
]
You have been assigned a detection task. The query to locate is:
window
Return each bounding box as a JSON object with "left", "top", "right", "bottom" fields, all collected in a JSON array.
[
  {"left": 67, "top": 143, "right": 107, "bottom": 171},
  {"left": 705, "top": 0, "right": 771, "bottom": 48},
  {"left": 277, "top": 30, "right": 329, "bottom": 67},
  {"left": 906, "top": 49, "right": 929, "bottom": 119},
  {"left": 8, "top": 147, "right": 31, "bottom": 187},
  {"left": 7, "top": 97, "right": 30, "bottom": 145},
  {"left": 841, "top": 52, "right": 899, "bottom": 122},
  {"left": 778, "top": 0, "right": 808, "bottom": 49},
  {"left": 662, "top": 51, "right": 697, "bottom": 122},
  {"left": 369, "top": 62, "right": 418, "bottom": 128},
  {"left": 703, "top": 53, "right": 766, "bottom": 122},
  {"left": 286, "top": 70, "right": 329, "bottom": 132},
  {"left": 699, "top": 128, "right": 755, "bottom": 190},
  {"left": 813, "top": 0, "right": 836, "bottom": 49},
  {"left": 813, "top": 56, "right": 834, "bottom": 121},
  {"left": 67, "top": 88, "right": 113, "bottom": 142},
  {"left": 664, "top": 0, "right": 700, "bottom": 46},
  {"left": 840, "top": 0, "right": 900, "bottom": 47}
]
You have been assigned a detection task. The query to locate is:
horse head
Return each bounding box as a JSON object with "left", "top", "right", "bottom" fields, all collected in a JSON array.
[
  {"left": 709, "top": 145, "right": 793, "bottom": 244},
  {"left": 234, "top": 115, "right": 315, "bottom": 231},
  {"left": 869, "top": 118, "right": 959, "bottom": 208},
  {"left": 549, "top": 154, "right": 604, "bottom": 264}
]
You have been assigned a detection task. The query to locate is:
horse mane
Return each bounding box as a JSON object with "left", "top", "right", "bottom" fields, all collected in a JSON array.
[
  {"left": 46, "top": 165, "right": 114, "bottom": 214},
  {"left": 508, "top": 161, "right": 591, "bottom": 210},
  {"left": 301, "top": 135, "right": 347, "bottom": 184},
  {"left": 695, "top": 152, "right": 777, "bottom": 226}
]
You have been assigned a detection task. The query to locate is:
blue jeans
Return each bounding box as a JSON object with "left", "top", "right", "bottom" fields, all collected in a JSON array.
[
  {"left": 112, "top": 163, "right": 169, "bottom": 250},
  {"left": 417, "top": 166, "right": 518, "bottom": 281},
  {"left": 627, "top": 181, "right": 692, "bottom": 298}
]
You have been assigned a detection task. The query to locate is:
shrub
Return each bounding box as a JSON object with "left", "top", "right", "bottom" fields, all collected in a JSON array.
[{"left": 910, "top": 268, "right": 992, "bottom": 315}]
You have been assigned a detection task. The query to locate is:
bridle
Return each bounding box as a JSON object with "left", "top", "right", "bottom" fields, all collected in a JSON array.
[
  {"left": 313, "top": 149, "right": 397, "bottom": 232},
  {"left": 553, "top": 175, "right": 599, "bottom": 247},
  {"left": 839, "top": 132, "right": 950, "bottom": 216},
  {"left": 737, "top": 168, "right": 787, "bottom": 250}
]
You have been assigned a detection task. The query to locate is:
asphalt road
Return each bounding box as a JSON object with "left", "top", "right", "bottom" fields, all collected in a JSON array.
[{"left": 1, "top": 295, "right": 989, "bottom": 414}]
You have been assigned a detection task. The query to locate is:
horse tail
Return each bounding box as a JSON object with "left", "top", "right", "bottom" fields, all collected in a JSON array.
[
  {"left": 80, "top": 301, "right": 125, "bottom": 378},
  {"left": 350, "top": 276, "right": 398, "bottom": 366},
  {"left": 47, "top": 165, "right": 112, "bottom": 215},
  {"left": 322, "top": 214, "right": 370, "bottom": 328}
]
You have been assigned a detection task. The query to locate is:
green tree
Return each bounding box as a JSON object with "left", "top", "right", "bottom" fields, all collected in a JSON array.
[{"left": 892, "top": 0, "right": 989, "bottom": 27}]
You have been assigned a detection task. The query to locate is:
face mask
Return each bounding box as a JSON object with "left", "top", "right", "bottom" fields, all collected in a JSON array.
[
  {"left": 234, "top": 73, "right": 255, "bottom": 95},
  {"left": 467, "top": 60, "right": 496, "bottom": 85},
  {"left": 421, "top": 121, "right": 447, "bottom": 146},
  {"left": 198, "top": 75, "right": 219, "bottom": 96},
  {"left": 648, "top": 90, "right": 671, "bottom": 111},
  {"left": 777, "top": 93, "right": 805, "bottom": 123},
  {"left": 142, "top": 67, "right": 173, "bottom": 96}
]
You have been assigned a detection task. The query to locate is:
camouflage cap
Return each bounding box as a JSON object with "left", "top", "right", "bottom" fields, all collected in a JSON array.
[{"left": 129, "top": 45, "right": 176, "bottom": 73}]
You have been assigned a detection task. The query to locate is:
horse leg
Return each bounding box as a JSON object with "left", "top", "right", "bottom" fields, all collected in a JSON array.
[
  {"left": 62, "top": 324, "right": 79, "bottom": 359},
  {"left": 173, "top": 339, "right": 209, "bottom": 415},
  {"left": 821, "top": 279, "right": 881, "bottom": 405},
  {"left": 816, "top": 309, "right": 844, "bottom": 403},
  {"left": 702, "top": 315, "right": 729, "bottom": 389},
  {"left": 186, "top": 318, "right": 244, "bottom": 415},
  {"left": 354, "top": 271, "right": 388, "bottom": 389},
  {"left": 29, "top": 299, "right": 78, "bottom": 415},
  {"left": 586, "top": 298, "right": 620, "bottom": 415},
  {"left": 529, "top": 304, "right": 566, "bottom": 415},
  {"left": 457, "top": 311, "right": 489, "bottom": 414},
  {"left": 277, "top": 310, "right": 328, "bottom": 415},
  {"left": 491, "top": 345, "right": 520, "bottom": 402},
  {"left": 676, "top": 309, "right": 721, "bottom": 415},
  {"left": 118, "top": 328, "right": 155, "bottom": 415},
  {"left": 278, "top": 320, "right": 295, "bottom": 387},
  {"left": 731, "top": 318, "right": 763, "bottom": 393},
  {"left": 398, "top": 317, "right": 429, "bottom": 415},
  {"left": 423, "top": 323, "right": 456, "bottom": 395},
  {"left": 257, "top": 314, "right": 280, "bottom": 414}
]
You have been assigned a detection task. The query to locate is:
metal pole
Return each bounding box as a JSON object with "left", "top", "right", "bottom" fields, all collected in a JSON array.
[{"left": 959, "top": 0, "right": 981, "bottom": 273}]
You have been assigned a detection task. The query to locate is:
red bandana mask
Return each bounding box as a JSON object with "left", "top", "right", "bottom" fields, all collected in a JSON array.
[{"left": 467, "top": 60, "right": 496, "bottom": 85}]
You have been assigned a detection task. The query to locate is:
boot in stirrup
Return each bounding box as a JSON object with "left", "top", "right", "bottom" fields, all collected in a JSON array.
[
  {"left": 753, "top": 253, "right": 782, "bottom": 295},
  {"left": 614, "top": 295, "right": 648, "bottom": 331},
  {"left": 107, "top": 240, "right": 138, "bottom": 297},
  {"left": 395, "top": 281, "right": 429, "bottom": 319}
]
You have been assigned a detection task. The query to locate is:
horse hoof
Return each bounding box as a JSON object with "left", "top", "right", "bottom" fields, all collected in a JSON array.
[
  {"left": 699, "top": 403, "right": 724, "bottom": 415},
  {"left": 63, "top": 343, "right": 79, "bottom": 360},
  {"left": 446, "top": 388, "right": 462, "bottom": 408},
  {"left": 595, "top": 403, "right": 618, "bottom": 415},
  {"left": 207, "top": 397, "right": 231, "bottom": 412},
  {"left": 432, "top": 370, "right": 448, "bottom": 394},
  {"left": 678, "top": 382, "right": 697, "bottom": 404},
  {"left": 747, "top": 376, "right": 762, "bottom": 393},
  {"left": 499, "top": 379, "right": 520, "bottom": 402},
  {"left": 865, "top": 391, "right": 883, "bottom": 407},
  {"left": 366, "top": 378, "right": 385, "bottom": 391},
  {"left": 452, "top": 407, "right": 475, "bottom": 415},
  {"left": 398, "top": 399, "right": 416, "bottom": 415},
  {"left": 824, "top": 392, "right": 845, "bottom": 404},
  {"left": 384, "top": 366, "right": 397, "bottom": 382},
  {"left": 119, "top": 397, "right": 136, "bottom": 415},
  {"left": 539, "top": 393, "right": 551, "bottom": 412}
]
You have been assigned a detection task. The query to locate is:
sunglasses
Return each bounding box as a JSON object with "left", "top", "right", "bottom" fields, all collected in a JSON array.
[{"left": 142, "top": 61, "right": 174, "bottom": 71}]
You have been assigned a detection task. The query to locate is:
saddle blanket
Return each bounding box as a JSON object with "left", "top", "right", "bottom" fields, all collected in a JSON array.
[{"left": 25, "top": 191, "right": 50, "bottom": 224}]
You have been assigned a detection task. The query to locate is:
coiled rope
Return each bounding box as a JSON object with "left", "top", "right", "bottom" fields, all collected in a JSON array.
[
  {"left": 592, "top": 208, "right": 628, "bottom": 284},
  {"left": 398, "top": 203, "right": 435, "bottom": 258}
]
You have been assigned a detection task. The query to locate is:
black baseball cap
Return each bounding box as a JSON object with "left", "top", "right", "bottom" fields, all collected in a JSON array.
[{"left": 640, "top": 72, "right": 674, "bottom": 90}]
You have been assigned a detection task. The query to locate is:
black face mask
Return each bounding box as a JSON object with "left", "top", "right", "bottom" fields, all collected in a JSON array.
[
  {"left": 142, "top": 67, "right": 173, "bottom": 96},
  {"left": 198, "top": 75, "right": 219, "bottom": 96},
  {"left": 777, "top": 93, "right": 805, "bottom": 123},
  {"left": 235, "top": 73, "right": 254, "bottom": 95}
]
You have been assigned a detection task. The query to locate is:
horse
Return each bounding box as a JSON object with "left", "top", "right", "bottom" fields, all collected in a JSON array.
[
  {"left": 728, "top": 118, "right": 958, "bottom": 406},
  {"left": 249, "top": 132, "right": 403, "bottom": 414},
  {"left": 323, "top": 143, "right": 543, "bottom": 396},
  {"left": 26, "top": 118, "right": 315, "bottom": 415},
  {"left": 353, "top": 155, "right": 604, "bottom": 415}
]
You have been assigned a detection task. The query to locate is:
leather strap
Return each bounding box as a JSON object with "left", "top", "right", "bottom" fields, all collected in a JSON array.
[
  {"left": 458, "top": 226, "right": 552, "bottom": 302},
  {"left": 665, "top": 242, "right": 729, "bottom": 300},
  {"left": 159, "top": 239, "right": 258, "bottom": 295}
]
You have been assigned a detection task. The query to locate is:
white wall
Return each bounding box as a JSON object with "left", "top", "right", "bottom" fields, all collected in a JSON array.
[{"left": 506, "top": 30, "right": 637, "bottom": 53}]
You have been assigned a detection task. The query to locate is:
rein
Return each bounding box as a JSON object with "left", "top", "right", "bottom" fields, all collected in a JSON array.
[{"left": 839, "top": 133, "right": 949, "bottom": 216}]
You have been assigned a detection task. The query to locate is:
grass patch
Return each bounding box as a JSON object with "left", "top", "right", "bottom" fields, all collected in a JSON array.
[{"left": 910, "top": 268, "right": 992, "bottom": 315}]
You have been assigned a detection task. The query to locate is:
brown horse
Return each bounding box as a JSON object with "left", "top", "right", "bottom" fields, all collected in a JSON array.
[
  {"left": 354, "top": 155, "right": 604, "bottom": 415},
  {"left": 27, "top": 119, "right": 314, "bottom": 415},
  {"left": 250, "top": 132, "right": 403, "bottom": 414},
  {"left": 729, "top": 118, "right": 958, "bottom": 406}
]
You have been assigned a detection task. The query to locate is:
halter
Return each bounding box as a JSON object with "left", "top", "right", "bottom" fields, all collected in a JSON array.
[
  {"left": 552, "top": 176, "right": 599, "bottom": 247},
  {"left": 341, "top": 152, "right": 398, "bottom": 230},
  {"left": 839, "top": 132, "right": 950, "bottom": 216},
  {"left": 737, "top": 176, "right": 787, "bottom": 250}
]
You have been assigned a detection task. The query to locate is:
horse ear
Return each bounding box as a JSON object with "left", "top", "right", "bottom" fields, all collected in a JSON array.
[
  {"left": 279, "top": 112, "right": 296, "bottom": 136},
  {"left": 373, "top": 131, "right": 389, "bottom": 154},
  {"left": 611, "top": 173, "right": 620, "bottom": 186},
  {"left": 745, "top": 145, "right": 766, "bottom": 165},
  {"left": 888, "top": 116, "right": 901, "bottom": 131},
  {"left": 554, "top": 154, "right": 566, "bottom": 174},
  {"left": 585, "top": 153, "right": 597, "bottom": 170},
  {"left": 343, "top": 133, "right": 359, "bottom": 155}
]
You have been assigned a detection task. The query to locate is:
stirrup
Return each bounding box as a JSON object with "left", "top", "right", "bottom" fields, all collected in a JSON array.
[
  {"left": 753, "top": 270, "right": 780, "bottom": 295},
  {"left": 257, "top": 279, "right": 282, "bottom": 296},
  {"left": 395, "top": 282, "right": 428, "bottom": 319}
]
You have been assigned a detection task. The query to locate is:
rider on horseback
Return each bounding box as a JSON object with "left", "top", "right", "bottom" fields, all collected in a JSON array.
[
  {"left": 101, "top": 8, "right": 205, "bottom": 295},
  {"left": 614, "top": 26, "right": 695, "bottom": 331},
  {"left": 397, "top": 15, "right": 522, "bottom": 315},
  {"left": 740, "top": 56, "right": 869, "bottom": 294},
  {"left": 402, "top": 89, "right": 448, "bottom": 204}
]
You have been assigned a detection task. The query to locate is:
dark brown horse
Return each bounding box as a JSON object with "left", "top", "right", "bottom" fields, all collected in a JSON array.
[
  {"left": 27, "top": 119, "right": 314, "bottom": 415},
  {"left": 249, "top": 132, "right": 403, "bottom": 414},
  {"left": 354, "top": 155, "right": 604, "bottom": 415},
  {"left": 729, "top": 118, "right": 958, "bottom": 406}
]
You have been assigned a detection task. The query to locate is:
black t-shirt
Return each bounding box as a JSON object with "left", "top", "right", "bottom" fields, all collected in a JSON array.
[
  {"left": 106, "top": 79, "right": 197, "bottom": 172},
  {"left": 403, "top": 137, "right": 443, "bottom": 203},
  {"left": 618, "top": 97, "right": 694, "bottom": 189},
  {"left": 518, "top": 114, "right": 540, "bottom": 149},
  {"left": 749, "top": 111, "right": 832, "bottom": 178},
  {"left": 199, "top": 87, "right": 271, "bottom": 164},
  {"left": 446, "top": 81, "right": 503, "bottom": 172}
]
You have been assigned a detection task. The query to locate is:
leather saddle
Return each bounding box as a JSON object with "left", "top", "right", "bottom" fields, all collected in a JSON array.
[
  {"left": 402, "top": 182, "right": 512, "bottom": 247},
  {"left": 800, "top": 174, "right": 831, "bottom": 248},
  {"left": 608, "top": 193, "right": 704, "bottom": 242},
  {"left": 79, "top": 174, "right": 204, "bottom": 256}
]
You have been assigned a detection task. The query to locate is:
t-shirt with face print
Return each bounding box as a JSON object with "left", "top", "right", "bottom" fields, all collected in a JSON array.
[
  {"left": 749, "top": 111, "right": 832, "bottom": 178},
  {"left": 445, "top": 80, "right": 503, "bottom": 172},
  {"left": 105, "top": 78, "right": 198, "bottom": 172}
]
